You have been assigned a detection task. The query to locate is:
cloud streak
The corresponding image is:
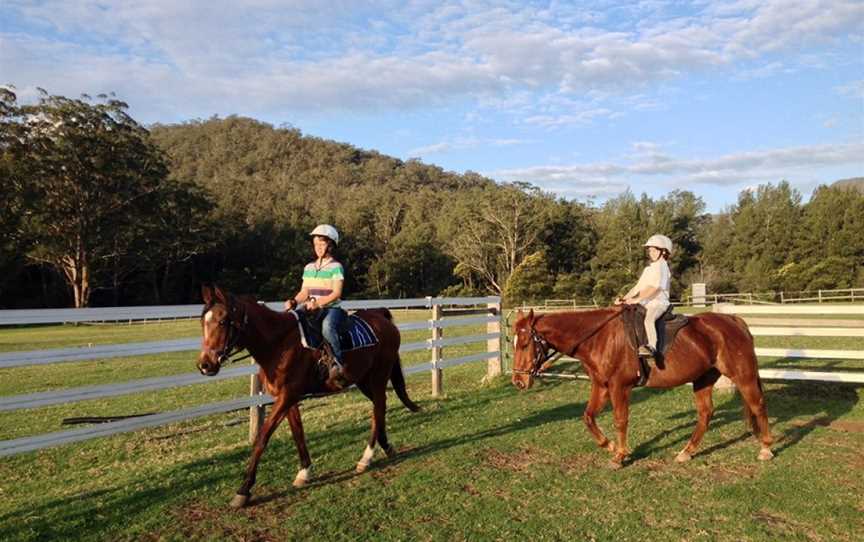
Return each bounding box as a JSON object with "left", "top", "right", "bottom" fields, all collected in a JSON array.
[
  {"left": 490, "top": 142, "right": 864, "bottom": 198},
  {"left": 3, "top": 0, "right": 862, "bottom": 118}
]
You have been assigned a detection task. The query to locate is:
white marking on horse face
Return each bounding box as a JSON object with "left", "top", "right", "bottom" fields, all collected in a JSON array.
[
  {"left": 204, "top": 310, "right": 214, "bottom": 323},
  {"left": 513, "top": 334, "right": 519, "bottom": 349}
]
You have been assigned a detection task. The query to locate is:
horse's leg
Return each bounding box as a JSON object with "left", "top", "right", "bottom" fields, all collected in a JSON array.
[
  {"left": 357, "top": 384, "right": 391, "bottom": 473},
  {"left": 583, "top": 382, "right": 614, "bottom": 453},
  {"left": 286, "top": 403, "right": 315, "bottom": 485},
  {"left": 231, "top": 396, "right": 294, "bottom": 508},
  {"left": 608, "top": 383, "right": 633, "bottom": 468},
  {"left": 676, "top": 371, "right": 719, "bottom": 462},
  {"left": 735, "top": 377, "right": 774, "bottom": 461}
]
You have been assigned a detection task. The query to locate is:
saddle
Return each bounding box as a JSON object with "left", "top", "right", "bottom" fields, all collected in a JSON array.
[
  {"left": 293, "top": 308, "right": 380, "bottom": 382},
  {"left": 620, "top": 304, "right": 689, "bottom": 381}
]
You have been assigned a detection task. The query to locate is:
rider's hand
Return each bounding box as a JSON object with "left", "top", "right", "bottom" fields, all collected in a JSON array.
[
  {"left": 614, "top": 297, "right": 623, "bottom": 305},
  {"left": 285, "top": 299, "right": 297, "bottom": 310},
  {"left": 304, "top": 298, "right": 318, "bottom": 311}
]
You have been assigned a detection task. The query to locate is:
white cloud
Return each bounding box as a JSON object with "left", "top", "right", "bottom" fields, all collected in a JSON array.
[
  {"left": 489, "top": 142, "right": 864, "bottom": 196},
  {"left": 835, "top": 80, "right": 864, "bottom": 99},
  {"left": 2, "top": 0, "right": 862, "bottom": 118},
  {"left": 408, "top": 136, "right": 530, "bottom": 157}
]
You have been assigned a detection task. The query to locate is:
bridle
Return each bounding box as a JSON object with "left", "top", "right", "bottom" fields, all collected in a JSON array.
[
  {"left": 512, "top": 310, "right": 623, "bottom": 378},
  {"left": 511, "top": 322, "right": 559, "bottom": 378},
  {"left": 202, "top": 295, "right": 251, "bottom": 366}
]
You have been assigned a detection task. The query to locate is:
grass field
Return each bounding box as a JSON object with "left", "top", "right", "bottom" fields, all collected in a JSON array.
[{"left": 1, "top": 312, "right": 863, "bottom": 541}]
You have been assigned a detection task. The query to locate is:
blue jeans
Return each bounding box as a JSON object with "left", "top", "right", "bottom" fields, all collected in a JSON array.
[
  {"left": 320, "top": 307, "right": 346, "bottom": 364},
  {"left": 294, "top": 305, "right": 346, "bottom": 363}
]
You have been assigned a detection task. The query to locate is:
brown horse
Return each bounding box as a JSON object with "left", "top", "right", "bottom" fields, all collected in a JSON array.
[
  {"left": 197, "top": 286, "right": 420, "bottom": 508},
  {"left": 510, "top": 307, "right": 773, "bottom": 467}
]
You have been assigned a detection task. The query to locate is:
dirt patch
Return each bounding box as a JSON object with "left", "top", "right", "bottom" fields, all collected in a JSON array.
[
  {"left": 480, "top": 446, "right": 551, "bottom": 473},
  {"left": 790, "top": 418, "right": 864, "bottom": 433},
  {"left": 706, "top": 463, "right": 759, "bottom": 483},
  {"left": 558, "top": 452, "right": 598, "bottom": 475},
  {"left": 753, "top": 510, "right": 822, "bottom": 542}
]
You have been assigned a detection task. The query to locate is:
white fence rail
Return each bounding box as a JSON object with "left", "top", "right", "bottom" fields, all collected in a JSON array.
[
  {"left": 712, "top": 303, "right": 864, "bottom": 384},
  {"left": 0, "top": 296, "right": 502, "bottom": 457}
]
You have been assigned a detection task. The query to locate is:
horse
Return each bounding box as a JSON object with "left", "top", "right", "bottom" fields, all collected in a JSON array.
[
  {"left": 197, "top": 285, "right": 421, "bottom": 508},
  {"left": 510, "top": 307, "right": 773, "bottom": 467}
]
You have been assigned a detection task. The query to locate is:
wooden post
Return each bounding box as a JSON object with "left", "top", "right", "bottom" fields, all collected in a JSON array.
[
  {"left": 431, "top": 303, "right": 443, "bottom": 397},
  {"left": 486, "top": 300, "right": 502, "bottom": 379},
  {"left": 249, "top": 361, "right": 265, "bottom": 444}
]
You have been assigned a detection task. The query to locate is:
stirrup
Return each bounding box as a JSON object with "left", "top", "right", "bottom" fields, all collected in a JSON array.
[{"left": 637, "top": 345, "right": 656, "bottom": 358}]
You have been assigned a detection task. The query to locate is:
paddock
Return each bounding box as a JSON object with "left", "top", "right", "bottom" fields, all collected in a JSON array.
[{"left": 0, "top": 302, "right": 862, "bottom": 541}]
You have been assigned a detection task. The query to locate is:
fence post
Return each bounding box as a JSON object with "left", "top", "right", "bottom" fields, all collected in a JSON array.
[
  {"left": 818, "top": 290, "right": 823, "bottom": 303},
  {"left": 486, "top": 299, "right": 502, "bottom": 379},
  {"left": 249, "top": 361, "right": 265, "bottom": 444},
  {"left": 431, "top": 301, "right": 443, "bottom": 397}
]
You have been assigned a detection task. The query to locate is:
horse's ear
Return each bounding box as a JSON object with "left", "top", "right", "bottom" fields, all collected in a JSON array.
[
  {"left": 528, "top": 308, "right": 535, "bottom": 322},
  {"left": 201, "top": 285, "right": 213, "bottom": 304},
  {"left": 214, "top": 286, "right": 228, "bottom": 304}
]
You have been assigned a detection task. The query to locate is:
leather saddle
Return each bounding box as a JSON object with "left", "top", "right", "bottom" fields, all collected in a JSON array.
[
  {"left": 294, "top": 308, "right": 379, "bottom": 353},
  {"left": 620, "top": 304, "right": 689, "bottom": 366}
]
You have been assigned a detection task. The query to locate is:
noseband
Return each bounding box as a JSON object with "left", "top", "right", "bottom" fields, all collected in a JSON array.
[
  {"left": 203, "top": 297, "right": 251, "bottom": 366},
  {"left": 512, "top": 325, "right": 559, "bottom": 378}
]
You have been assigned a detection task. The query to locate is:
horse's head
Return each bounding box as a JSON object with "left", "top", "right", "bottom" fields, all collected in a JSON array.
[
  {"left": 511, "top": 309, "right": 544, "bottom": 391},
  {"left": 198, "top": 285, "right": 248, "bottom": 376}
]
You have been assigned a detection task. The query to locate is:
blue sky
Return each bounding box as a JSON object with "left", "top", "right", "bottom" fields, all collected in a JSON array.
[{"left": 2, "top": 0, "right": 862, "bottom": 211}]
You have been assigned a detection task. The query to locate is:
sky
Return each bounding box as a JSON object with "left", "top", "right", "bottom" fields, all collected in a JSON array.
[{"left": 2, "top": 0, "right": 863, "bottom": 212}]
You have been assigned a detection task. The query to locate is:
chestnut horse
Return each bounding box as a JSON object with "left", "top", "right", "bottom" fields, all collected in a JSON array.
[
  {"left": 197, "top": 286, "right": 420, "bottom": 508},
  {"left": 511, "top": 307, "right": 773, "bottom": 467}
]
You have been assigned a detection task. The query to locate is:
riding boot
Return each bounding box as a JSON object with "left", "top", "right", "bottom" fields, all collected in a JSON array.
[{"left": 326, "top": 358, "right": 349, "bottom": 390}]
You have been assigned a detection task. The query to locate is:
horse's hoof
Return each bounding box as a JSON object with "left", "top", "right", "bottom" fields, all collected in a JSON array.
[
  {"left": 604, "top": 441, "right": 616, "bottom": 453},
  {"left": 607, "top": 459, "right": 623, "bottom": 470},
  {"left": 384, "top": 445, "right": 398, "bottom": 459},
  {"left": 758, "top": 448, "right": 774, "bottom": 461},
  {"left": 356, "top": 461, "right": 370, "bottom": 474},
  {"left": 675, "top": 451, "right": 692, "bottom": 463},
  {"left": 293, "top": 476, "right": 307, "bottom": 488},
  {"left": 229, "top": 494, "right": 249, "bottom": 509}
]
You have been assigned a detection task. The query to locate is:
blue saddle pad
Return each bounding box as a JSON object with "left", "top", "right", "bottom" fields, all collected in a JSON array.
[{"left": 294, "top": 311, "right": 379, "bottom": 352}]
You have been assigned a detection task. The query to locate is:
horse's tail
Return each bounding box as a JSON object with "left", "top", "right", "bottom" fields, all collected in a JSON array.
[{"left": 390, "top": 356, "right": 421, "bottom": 412}]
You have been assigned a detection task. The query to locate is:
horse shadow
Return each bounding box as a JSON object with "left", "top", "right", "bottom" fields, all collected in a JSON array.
[{"left": 632, "top": 381, "right": 860, "bottom": 460}]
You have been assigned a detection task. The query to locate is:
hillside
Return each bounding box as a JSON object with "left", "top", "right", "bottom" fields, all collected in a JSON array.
[
  {"left": 149, "top": 117, "right": 493, "bottom": 223},
  {"left": 832, "top": 177, "right": 864, "bottom": 194}
]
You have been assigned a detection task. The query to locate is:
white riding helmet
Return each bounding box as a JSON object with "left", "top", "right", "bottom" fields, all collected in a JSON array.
[
  {"left": 310, "top": 224, "right": 339, "bottom": 245},
  {"left": 644, "top": 234, "right": 673, "bottom": 254}
]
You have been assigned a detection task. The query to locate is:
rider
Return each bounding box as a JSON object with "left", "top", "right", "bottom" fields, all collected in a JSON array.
[
  {"left": 615, "top": 234, "right": 672, "bottom": 358},
  {"left": 285, "top": 224, "right": 348, "bottom": 386}
]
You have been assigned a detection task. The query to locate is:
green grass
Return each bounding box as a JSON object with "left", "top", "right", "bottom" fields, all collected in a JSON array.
[{"left": 1, "top": 313, "right": 863, "bottom": 541}]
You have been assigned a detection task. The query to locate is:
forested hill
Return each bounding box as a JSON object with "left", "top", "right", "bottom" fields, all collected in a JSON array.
[
  {"left": 832, "top": 177, "right": 864, "bottom": 194},
  {"left": 149, "top": 117, "right": 493, "bottom": 224},
  {"left": 3, "top": 91, "right": 862, "bottom": 309}
]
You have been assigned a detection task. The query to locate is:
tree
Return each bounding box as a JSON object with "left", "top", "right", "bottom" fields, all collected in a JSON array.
[
  {"left": 502, "top": 251, "right": 554, "bottom": 306},
  {"left": 441, "top": 183, "right": 548, "bottom": 295},
  {"left": 8, "top": 90, "right": 169, "bottom": 307}
]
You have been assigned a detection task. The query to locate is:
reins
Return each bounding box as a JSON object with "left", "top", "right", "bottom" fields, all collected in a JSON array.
[
  {"left": 203, "top": 297, "right": 252, "bottom": 366},
  {"left": 513, "top": 309, "right": 623, "bottom": 377}
]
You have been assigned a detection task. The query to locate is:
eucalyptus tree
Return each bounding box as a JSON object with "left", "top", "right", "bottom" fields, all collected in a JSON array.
[{"left": 8, "top": 89, "right": 169, "bottom": 307}]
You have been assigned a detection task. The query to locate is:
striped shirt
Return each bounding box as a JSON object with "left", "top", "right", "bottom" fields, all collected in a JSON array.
[{"left": 302, "top": 259, "right": 344, "bottom": 307}]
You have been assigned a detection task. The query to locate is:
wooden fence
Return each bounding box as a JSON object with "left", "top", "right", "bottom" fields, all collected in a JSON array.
[
  {"left": 0, "top": 296, "right": 502, "bottom": 457},
  {"left": 712, "top": 303, "right": 864, "bottom": 384}
]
